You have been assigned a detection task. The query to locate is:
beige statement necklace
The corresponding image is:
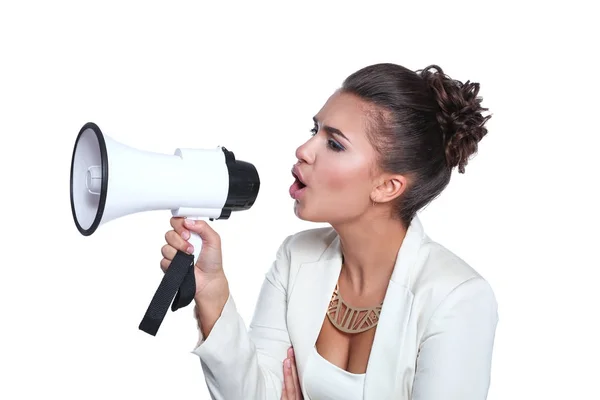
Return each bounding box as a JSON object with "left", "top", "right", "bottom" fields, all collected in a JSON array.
[{"left": 326, "top": 283, "right": 383, "bottom": 334}]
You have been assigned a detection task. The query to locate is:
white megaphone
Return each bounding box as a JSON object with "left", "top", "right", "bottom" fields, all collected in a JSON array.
[{"left": 70, "top": 122, "right": 260, "bottom": 336}]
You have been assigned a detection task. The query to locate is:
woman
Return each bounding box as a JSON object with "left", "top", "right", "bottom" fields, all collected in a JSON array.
[{"left": 160, "top": 63, "right": 498, "bottom": 399}]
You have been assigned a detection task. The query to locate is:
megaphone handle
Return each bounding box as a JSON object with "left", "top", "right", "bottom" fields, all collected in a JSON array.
[{"left": 187, "top": 218, "right": 203, "bottom": 263}]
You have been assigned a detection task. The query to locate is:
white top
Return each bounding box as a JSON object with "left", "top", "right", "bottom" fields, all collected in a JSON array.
[{"left": 303, "top": 346, "right": 365, "bottom": 400}]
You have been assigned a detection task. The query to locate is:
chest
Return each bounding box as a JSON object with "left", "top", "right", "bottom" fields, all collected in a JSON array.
[{"left": 315, "top": 313, "right": 379, "bottom": 374}]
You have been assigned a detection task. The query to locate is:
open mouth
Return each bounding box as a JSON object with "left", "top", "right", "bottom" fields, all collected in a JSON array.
[
  {"left": 292, "top": 170, "right": 306, "bottom": 189},
  {"left": 290, "top": 169, "right": 307, "bottom": 199}
]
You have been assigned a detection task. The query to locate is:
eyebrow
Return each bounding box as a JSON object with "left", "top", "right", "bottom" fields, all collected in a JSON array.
[{"left": 313, "top": 116, "right": 350, "bottom": 142}]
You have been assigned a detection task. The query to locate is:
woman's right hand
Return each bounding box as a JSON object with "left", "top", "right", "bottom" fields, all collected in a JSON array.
[{"left": 160, "top": 217, "right": 228, "bottom": 302}]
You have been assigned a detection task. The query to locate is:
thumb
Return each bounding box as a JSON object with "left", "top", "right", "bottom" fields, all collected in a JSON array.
[{"left": 183, "top": 219, "right": 221, "bottom": 248}]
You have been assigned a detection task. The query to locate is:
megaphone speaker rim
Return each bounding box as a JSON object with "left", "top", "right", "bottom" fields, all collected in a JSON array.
[{"left": 70, "top": 122, "right": 109, "bottom": 236}]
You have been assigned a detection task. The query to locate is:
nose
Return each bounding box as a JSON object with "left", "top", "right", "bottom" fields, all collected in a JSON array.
[{"left": 295, "top": 138, "right": 315, "bottom": 165}]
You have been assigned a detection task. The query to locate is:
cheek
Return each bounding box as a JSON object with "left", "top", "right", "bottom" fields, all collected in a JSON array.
[
  {"left": 320, "top": 162, "right": 372, "bottom": 196},
  {"left": 323, "top": 170, "right": 352, "bottom": 191}
]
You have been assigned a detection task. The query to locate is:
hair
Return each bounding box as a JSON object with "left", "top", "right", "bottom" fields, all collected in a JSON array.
[{"left": 340, "top": 63, "right": 491, "bottom": 225}]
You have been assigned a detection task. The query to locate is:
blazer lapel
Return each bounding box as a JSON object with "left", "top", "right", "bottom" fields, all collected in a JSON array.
[
  {"left": 286, "top": 236, "right": 343, "bottom": 394},
  {"left": 363, "top": 216, "right": 425, "bottom": 399}
]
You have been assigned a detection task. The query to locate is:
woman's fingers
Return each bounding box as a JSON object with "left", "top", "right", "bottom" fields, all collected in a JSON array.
[
  {"left": 280, "top": 362, "right": 288, "bottom": 399},
  {"left": 170, "top": 217, "right": 190, "bottom": 240},
  {"left": 289, "top": 348, "right": 302, "bottom": 398},
  {"left": 165, "top": 230, "right": 193, "bottom": 254},
  {"left": 160, "top": 257, "right": 171, "bottom": 272},
  {"left": 161, "top": 244, "right": 176, "bottom": 260},
  {"left": 281, "top": 347, "right": 302, "bottom": 399},
  {"left": 160, "top": 228, "right": 193, "bottom": 272},
  {"left": 284, "top": 358, "right": 296, "bottom": 399},
  {"left": 183, "top": 219, "right": 221, "bottom": 249}
]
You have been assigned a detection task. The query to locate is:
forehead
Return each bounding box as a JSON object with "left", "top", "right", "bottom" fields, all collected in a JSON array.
[{"left": 314, "top": 91, "right": 374, "bottom": 144}]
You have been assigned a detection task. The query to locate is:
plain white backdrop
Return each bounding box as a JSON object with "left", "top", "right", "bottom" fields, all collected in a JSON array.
[{"left": 1, "top": 0, "right": 598, "bottom": 398}]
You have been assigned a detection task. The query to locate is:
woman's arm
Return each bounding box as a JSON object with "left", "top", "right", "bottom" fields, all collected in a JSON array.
[
  {"left": 190, "top": 235, "right": 294, "bottom": 400},
  {"left": 411, "top": 277, "right": 499, "bottom": 400}
]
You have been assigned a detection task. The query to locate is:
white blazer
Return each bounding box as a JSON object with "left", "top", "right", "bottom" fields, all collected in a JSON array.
[{"left": 191, "top": 217, "right": 499, "bottom": 399}]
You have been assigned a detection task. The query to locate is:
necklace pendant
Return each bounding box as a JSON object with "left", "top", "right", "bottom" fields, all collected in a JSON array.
[{"left": 326, "top": 284, "right": 382, "bottom": 334}]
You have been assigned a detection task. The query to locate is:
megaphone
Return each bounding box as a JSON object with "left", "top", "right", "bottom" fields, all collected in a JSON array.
[{"left": 70, "top": 122, "right": 260, "bottom": 336}]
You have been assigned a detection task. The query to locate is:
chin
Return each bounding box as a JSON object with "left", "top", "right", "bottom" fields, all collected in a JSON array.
[
  {"left": 293, "top": 201, "right": 337, "bottom": 224},
  {"left": 293, "top": 201, "right": 309, "bottom": 220},
  {"left": 293, "top": 201, "right": 319, "bottom": 222}
]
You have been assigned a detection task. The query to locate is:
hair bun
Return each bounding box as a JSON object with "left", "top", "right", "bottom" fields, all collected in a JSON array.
[{"left": 418, "top": 65, "right": 491, "bottom": 173}]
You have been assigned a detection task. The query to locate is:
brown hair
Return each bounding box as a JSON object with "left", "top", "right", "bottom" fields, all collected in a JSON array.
[{"left": 341, "top": 63, "right": 491, "bottom": 225}]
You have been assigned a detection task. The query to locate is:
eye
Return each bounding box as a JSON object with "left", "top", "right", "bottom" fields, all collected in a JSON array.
[
  {"left": 310, "top": 123, "right": 344, "bottom": 152},
  {"left": 327, "top": 139, "right": 344, "bottom": 152}
]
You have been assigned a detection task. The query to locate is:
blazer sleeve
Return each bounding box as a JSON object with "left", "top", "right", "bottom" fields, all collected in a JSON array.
[
  {"left": 190, "top": 235, "right": 293, "bottom": 400},
  {"left": 411, "top": 277, "right": 499, "bottom": 400}
]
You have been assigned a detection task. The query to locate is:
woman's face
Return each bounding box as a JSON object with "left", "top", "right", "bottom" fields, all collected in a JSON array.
[{"left": 290, "top": 90, "right": 383, "bottom": 224}]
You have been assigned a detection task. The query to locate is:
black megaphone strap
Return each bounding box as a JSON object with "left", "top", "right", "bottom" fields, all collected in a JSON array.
[{"left": 138, "top": 250, "right": 196, "bottom": 336}]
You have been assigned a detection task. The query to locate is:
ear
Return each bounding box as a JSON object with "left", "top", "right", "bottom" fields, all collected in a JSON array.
[{"left": 371, "top": 173, "right": 408, "bottom": 204}]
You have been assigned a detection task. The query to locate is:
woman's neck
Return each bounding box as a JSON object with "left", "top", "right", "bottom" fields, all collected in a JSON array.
[{"left": 332, "top": 215, "right": 408, "bottom": 295}]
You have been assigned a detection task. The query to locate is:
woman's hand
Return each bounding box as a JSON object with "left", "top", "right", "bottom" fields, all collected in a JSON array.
[
  {"left": 281, "top": 347, "right": 303, "bottom": 400},
  {"left": 160, "top": 217, "right": 228, "bottom": 302}
]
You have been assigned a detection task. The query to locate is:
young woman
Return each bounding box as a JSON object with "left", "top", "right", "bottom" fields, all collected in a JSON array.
[{"left": 160, "top": 63, "right": 498, "bottom": 400}]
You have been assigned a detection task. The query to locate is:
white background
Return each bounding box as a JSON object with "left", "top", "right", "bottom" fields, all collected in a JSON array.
[{"left": 1, "top": 0, "right": 598, "bottom": 399}]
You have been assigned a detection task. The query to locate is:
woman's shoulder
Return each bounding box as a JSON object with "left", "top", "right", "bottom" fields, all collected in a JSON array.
[
  {"left": 411, "top": 235, "right": 498, "bottom": 321},
  {"left": 416, "top": 237, "right": 487, "bottom": 284}
]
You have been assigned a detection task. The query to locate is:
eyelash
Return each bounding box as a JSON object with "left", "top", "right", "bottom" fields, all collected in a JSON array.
[{"left": 310, "top": 126, "right": 344, "bottom": 152}]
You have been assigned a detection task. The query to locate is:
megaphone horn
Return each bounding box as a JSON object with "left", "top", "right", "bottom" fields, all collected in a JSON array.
[{"left": 70, "top": 122, "right": 260, "bottom": 336}]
